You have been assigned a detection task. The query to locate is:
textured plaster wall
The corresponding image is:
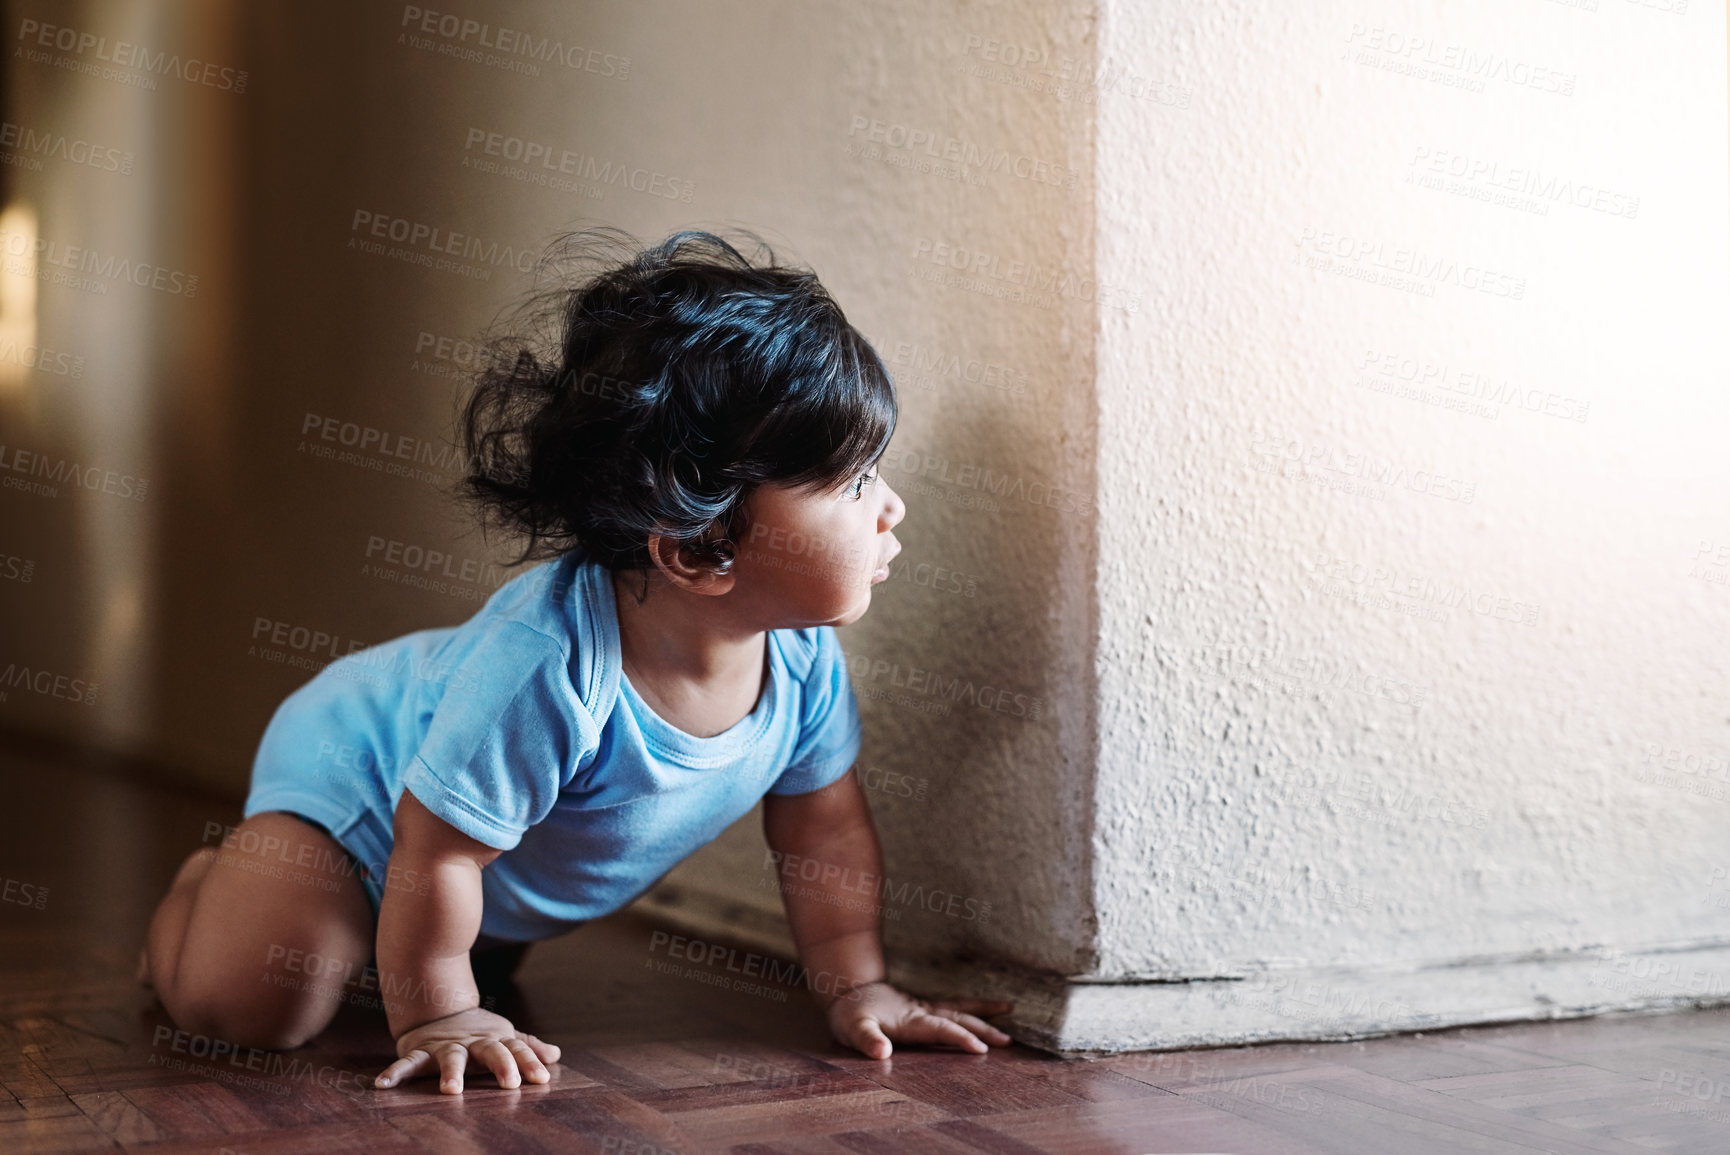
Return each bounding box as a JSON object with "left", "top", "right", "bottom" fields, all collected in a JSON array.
[
  {"left": 257, "top": 0, "right": 1104, "bottom": 981},
  {"left": 639, "top": 0, "right": 1101, "bottom": 979},
  {"left": 1091, "top": 0, "right": 1730, "bottom": 999}
]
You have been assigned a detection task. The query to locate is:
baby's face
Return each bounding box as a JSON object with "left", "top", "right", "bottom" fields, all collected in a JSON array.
[{"left": 731, "top": 465, "right": 905, "bottom": 628}]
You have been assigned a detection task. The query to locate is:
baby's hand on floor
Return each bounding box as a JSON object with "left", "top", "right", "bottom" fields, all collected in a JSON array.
[
  {"left": 374, "top": 1007, "right": 560, "bottom": 1094},
  {"left": 827, "top": 981, "right": 1012, "bottom": 1059}
]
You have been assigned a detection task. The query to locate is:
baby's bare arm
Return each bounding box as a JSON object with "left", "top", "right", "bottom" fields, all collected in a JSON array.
[
  {"left": 373, "top": 792, "right": 559, "bottom": 1092},
  {"left": 762, "top": 770, "right": 1011, "bottom": 1058},
  {"left": 376, "top": 790, "right": 496, "bottom": 1033},
  {"left": 762, "top": 768, "right": 888, "bottom": 998}
]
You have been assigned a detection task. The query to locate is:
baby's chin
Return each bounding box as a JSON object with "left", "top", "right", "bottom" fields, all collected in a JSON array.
[
  {"left": 755, "top": 584, "right": 874, "bottom": 630},
  {"left": 830, "top": 585, "right": 876, "bottom": 627}
]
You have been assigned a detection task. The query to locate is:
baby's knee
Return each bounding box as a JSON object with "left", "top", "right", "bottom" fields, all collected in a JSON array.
[
  {"left": 170, "top": 846, "right": 219, "bottom": 891},
  {"left": 167, "top": 977, "right": 332, "bottom": 1052},
  {"left": 170, "top": 999, "right": 324, "bottom": 1053}
]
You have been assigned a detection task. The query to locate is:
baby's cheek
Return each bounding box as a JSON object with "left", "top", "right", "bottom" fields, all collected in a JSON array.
[
  {"left": 848, "top": 545, "right": 879, "bottom": 583},
  {"left": 808, "top": 527, "right": 862, "bottom": 579}
]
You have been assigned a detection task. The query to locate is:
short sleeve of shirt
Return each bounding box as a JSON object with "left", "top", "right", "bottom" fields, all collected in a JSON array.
[
  {"left": 768, "top": 627, "right": 864, "bottom": 796},
  {"left": 401, "top": 620, "right": 595, "bottom": 849}
]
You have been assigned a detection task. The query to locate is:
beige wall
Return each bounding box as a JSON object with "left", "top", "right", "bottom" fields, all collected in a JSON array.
[
  {"left": 0, "top": 0, "right": 1099, "bottom": 977},
  {"left": 1070, "top": 0, "right": 1730, "bottom": 1051}
]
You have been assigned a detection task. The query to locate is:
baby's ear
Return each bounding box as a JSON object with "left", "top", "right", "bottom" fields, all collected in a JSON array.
[{"left": 646, "top": 532, "right": 736, "bottom": 596}]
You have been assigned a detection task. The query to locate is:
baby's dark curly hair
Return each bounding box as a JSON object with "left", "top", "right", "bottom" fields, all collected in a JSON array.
[{"left": 457, "top": 227, "right": 897, "bottom": 575}]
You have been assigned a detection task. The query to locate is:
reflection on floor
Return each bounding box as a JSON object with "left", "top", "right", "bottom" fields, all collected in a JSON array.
[{"left": 2, "top": 736, "right": 1726, "bottom": 1154}]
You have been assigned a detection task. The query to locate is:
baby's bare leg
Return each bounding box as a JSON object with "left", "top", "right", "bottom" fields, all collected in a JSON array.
[
  {"left": 140, "top": 844, "right": 220, "bottom": 984},
  {"left": 145, "top": 812, "right": 374, "bottom": 1051}
]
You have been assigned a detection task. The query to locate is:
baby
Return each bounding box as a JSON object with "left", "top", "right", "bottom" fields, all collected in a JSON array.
[{"left": 141, "top": 229, "right": 1012, "bottom": 1094}]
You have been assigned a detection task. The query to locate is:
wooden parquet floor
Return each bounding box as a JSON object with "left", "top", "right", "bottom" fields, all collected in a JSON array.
[{"left": 3, "top": 737, "right": 1728, "bottom": 1154}]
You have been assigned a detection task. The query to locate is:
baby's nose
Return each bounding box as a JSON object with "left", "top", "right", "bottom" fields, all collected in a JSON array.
[{"left": 880, "top": 481, "right": 906, "bottom": 530}]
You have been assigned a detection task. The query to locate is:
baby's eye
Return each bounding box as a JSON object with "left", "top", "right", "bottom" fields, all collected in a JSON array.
[{"left": 849, "top": 469, "right": 878, "bottom": 500}]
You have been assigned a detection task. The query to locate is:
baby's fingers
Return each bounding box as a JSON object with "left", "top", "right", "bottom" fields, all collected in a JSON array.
[
  {"left": 893, "top": 1010, "right": 991, "bottom": 1054},
  {"left": 941, "top": 1010, "right": 1012, "bottom": 1047},
  {"left": 374, "top": 1048, "right": 434, "bottom": 1089},
  {"left": 436, "top": 1044, "right": 469, "bottom": 1095},
  {"left": 505, "top": 1038, "right": 551, "bottom": 1084},
  {"left": 839, "top": 1015, "right": 894, "bottom": 1060},
  {"left": 517, "top": 1030, "right": 561, "bottom": 1067},
  {"left": 474, "top": 1038, "right": 522, "bottom": 1089}
]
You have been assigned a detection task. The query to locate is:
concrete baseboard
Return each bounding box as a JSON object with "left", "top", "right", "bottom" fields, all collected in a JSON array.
[
  {"left": 953, "top": 943, "right": 1730, "bottom": 1055},
  {"left": 633, "top": 885, "right": 1730, "bottom": 1055}
]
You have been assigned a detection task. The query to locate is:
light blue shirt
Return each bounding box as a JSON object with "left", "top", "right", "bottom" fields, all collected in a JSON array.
[{"left": 242, "top": 549, "right": 863, "bottom": 942}]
